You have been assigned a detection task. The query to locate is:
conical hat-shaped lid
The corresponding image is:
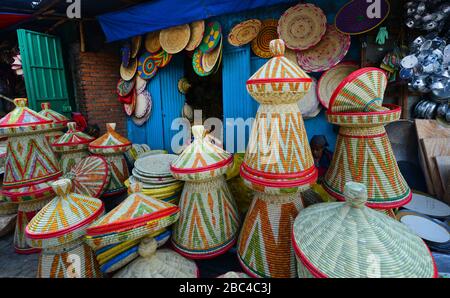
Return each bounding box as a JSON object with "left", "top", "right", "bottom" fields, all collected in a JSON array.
[
  {"left": 0, "top": 98, "right": 54, "bottom": 135},
  {"left": 292, "top": 182, "right": 437, "bottom": 278},
  {"left": 113, "top": 237, "right": 198, "bottom": 278},
  {"left": 25, "top": 179, "right": 104, "bottom": 247},
  {"left": 89, "top": 123, "right": 131, "bottom": 154},
  {"left": 246, "top": 39, "right": 312, "bottom": 104},
  {"left": 52, "top": 122, "right": 95, "bottom": 152},
  {"left": 170, "top": 125, "right": 232, "bottom": 180},
  {"left": 86, "top": 182, "right": 179, "bottom": 236},
  {"left": 38, "top": 102, "right": 70, "bottom": 130}
]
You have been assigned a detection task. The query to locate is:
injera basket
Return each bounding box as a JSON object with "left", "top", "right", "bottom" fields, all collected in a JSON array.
[
  {"left": 278, "top": 3, "right": 326, "bottom": 51},
  {"left": 328, "top": 67, "right": 389, "bottom": 114},
  {"left": 317, "top": 62, "right": 359, "bottom": 109},
  {"left": 292, "top": 182, "right": 437, "bottom": 278},
  {"left": 171, "top": 176, "right": 240, "bottom": 259},
  {"left": 237, "top": 191, "right": 304, "bottom": 278},
  {"left": 324, "top": 105, "right": 411, "bottom": 209},
  {"left": 38, "top": 102, "right": 69, "bottom": 144},
  {"left": 114, "top": 238, "right": 198, "bottom": 278},
  {"left": 170, "top": 125, "right": 233, "bottom": 182},
  {"left": 89, "top": 123, "right": 131, "bottom": 155},
  {"left": 159, "top": 24, "right": 190, "bottom": 54},
  {"left": 85, "top": 182, "right": 179, "bottom": 250},
  {"left": 37, "top": 238, "right": 102, "bottom": 278}
]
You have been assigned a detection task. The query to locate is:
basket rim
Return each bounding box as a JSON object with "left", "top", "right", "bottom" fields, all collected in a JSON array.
[
  {"left": 170, "top": 155, "right": 233, "bottom": 174},
  {"left": 326, "top": 103, "right": 401, "bottom": 117}
]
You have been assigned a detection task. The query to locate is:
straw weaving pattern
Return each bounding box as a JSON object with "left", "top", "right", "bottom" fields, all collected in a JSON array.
[
  {"left": 326, "top": 105, "right": 401, "bottom": 127},
  {"left": 102, "top": 154, "right": 129, "bottom": 197},
  {"left": 237, "top": 192, "right": 303, "bottom": 278},
  {"left": 59, "top": 151, "right": 89, "bottom": 174},
  {"left": 171, "top": 177, "right": 240, "bottom": 258},
  {"left": 38, "top": 102, "right": 69, "bottom": 130},
  {"left": 66, "top": 156, "right": 110, "bottom": 198}
]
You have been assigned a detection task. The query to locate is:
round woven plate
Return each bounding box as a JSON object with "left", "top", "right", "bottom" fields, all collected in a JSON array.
[
  {"left": 177, "top": 78, "right": 191, "bottom": 94},
  {"left": 185, "top": 20, "right": 205, "bottom": 51},
  {"left": 128, "top": 175, "right": 180, "bottom": 189},
  {"left": 285, "top": 47, "right": 299, "bottom": 65},
  {"left": 131, "top": 169, "right": 176, "bottom": 184},
  {"left": 134, "top": 154, "right": 178, "bottom": 177},
  {"left": 199, "top": 21, "right": 222, "bottom": 53},
  {"left": 251, "top": 19, "right": 278, "bottom": 59},
  {"left": 131, "top": 102, "right": 151, "bottom": 127},
  {"left": 297, "top": 77, "right": 320, "bottom": 118},
  {"left": 397, "top": 211, "right": 450, "bottom": 244},
  {"left": 160, "top": 24, "right": 191, "bottom": 54},
  {"left": 278, "top": 3, "right": 327, "bottom": 51},
  {"left": 120, "top": 58, "right": 137, "bottom": 81},
  {"left": 145, "top": 31, "right": 161, "bottom": 53},
  {"left": 202, "top": 38, "right": 222, "bottom": 72},
  {"left": 118, "top": 93, "right": 133, "bottom": 104},
  {"left": 121, "top": 43, "right": 131, "bottom": 67},
  {"left": 297, "top": 25, "right": 351, "bottom": 73},
  {"left": 228, "top": 19, "right": 262, "bottom": 47},
  {"left": 317, "top": 62, "right": 359, "bottom": 108},
  {"left": 67, "top": 155, "right": 110, "bottom": 198},
  {"left": 192, "top": 48, "right": 206, "bottom": 76},
  {"left": 124, "top": 90, "right": 136, "bottom": 116},
  {"left": 135, "top": 75, "right": 147, "bottom": 94},
  {"left": 131, "top": 36, "right": 142, "bottom": 58},
  {"left": 116, "top": 78, "right": 135, "bottom": 97},
  {"left": 134, "top": 90, "right": 151, "bottom": 118},
  {"left": 138, "top": 52, "right": 158, "bottom": 80},
  {"left": 150, "top": 49, "right": 172, "bottom": 68}
]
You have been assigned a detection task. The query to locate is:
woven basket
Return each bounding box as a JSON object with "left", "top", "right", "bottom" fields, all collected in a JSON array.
[
  {"left": 38, "top": 102, "right": 69, "bottom": 132},
  {"left": 324, "top": 106, "right": 410, "bottom": 210},
  {"left": 160, "top": 24, "right": 191, "bottom": 54},
  {"left": 145, "top": 31, "right": 161, "bottom": 53},
  {"left": 37, "top": 238, "right": 102, "bottom": 278},
  {"left": 228, "top": 19, "right": 261, "bottom": 47},
  {"left": 326, "top": 104, "right": 402, "bottom": 127},
  {"left": 237, "top": 191, "right": 304, "bottom": 278},
  {"left": 185, "top": 20, "right": 205, "bottom": 51},
  {"left": 101, "top": 154, "right": 130, "bottom": 198},
  {"left": 171, "top": 176, "right": 240, "bottom": 259},
  {"left": 89, "top": 123, "right": 131, "bottom": 155},
  {"left": 292, "top": 182, "right": 437, "bottom": 278}
]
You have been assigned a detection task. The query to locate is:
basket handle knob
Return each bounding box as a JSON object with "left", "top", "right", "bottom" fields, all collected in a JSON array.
[
  {"left": 50, "top": 178, "right": 73, "bottom": 197},
  {"left": 344, "top": 181, "right": 367, "bottom": 208},
  {"left": 138, "top": 236, "right": 157, "bottom": 258}
]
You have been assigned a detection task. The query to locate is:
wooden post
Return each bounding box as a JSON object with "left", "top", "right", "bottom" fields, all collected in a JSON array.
[{"left": 80, "top": 20, "right": 86, "bottom": 53}]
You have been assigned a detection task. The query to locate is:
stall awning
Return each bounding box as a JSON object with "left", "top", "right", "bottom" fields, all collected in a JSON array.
[
  {"left": 97, "top": 0, "right": 292, "bottom": 42},
  {"left": 0, "top": 13, "right": 31, "bottom": 29}
]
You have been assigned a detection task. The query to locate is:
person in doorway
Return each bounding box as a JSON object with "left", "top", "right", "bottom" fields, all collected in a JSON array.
[{"left": 310, "top": 135, "right": 333, "bottom": 183}]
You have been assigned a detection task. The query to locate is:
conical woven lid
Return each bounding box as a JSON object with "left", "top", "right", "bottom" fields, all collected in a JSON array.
[
  {"left": 113, "top": 237, "right": 198, "bottom": 278},
  {"left": 52, "top": 122, "right": 94, "bottom": 152},
  {"left": 246, "top": 39, "right": 312, "bottom": 104},
  {"left": 89, "top": 123, "right": 131, "bottom": 154},
  {"left": 0, "top": 98, "right": 53, "bottom": 134},
  {"left": 292, "top": 182, "right": 437, "bottom": 278},
  {"left": 25, "top": 179, "right": 104, "bottom": 241},
  {"left": 38, "top": 102, "right": 70, "bottom": 129},
  {"left": 170, "top": 125, "right": 232, "bottom": 175},
  {"left": 86, "top": 182, "right": 179, "bottom": 236}
]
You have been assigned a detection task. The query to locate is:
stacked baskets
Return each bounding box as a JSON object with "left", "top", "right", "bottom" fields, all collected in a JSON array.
[
  {"left": 25, "top": 178, "right": 104, "bottom": 277},
  {"left": 38, "top": 102, "right": 70, "bottom": 145},
  {"left": 125, "top": 153, "right": 183, "bottom": 204},
  {"left": 237, "top": 39, "right": 317, "bottom": 278},
  {"left": 170, "top": 125, "right": 240, "bottom": 259},
  {"left": 0, "top": 98, "right": 62, "bottom": 253},
  {"left": 323, "top": 68, "right": 411, "bottom": 210},
  {"left": 89, "top": 123, "right": 131, "bottom": 198},
  {"left": 52, "top": 122, "right": 94, "bottom": 173},
  {"left": 292, "top": 181, "right": 437, "bottom": 278},
  {"left": 85, "top": 182, "right": 180, "bottom": 274}
]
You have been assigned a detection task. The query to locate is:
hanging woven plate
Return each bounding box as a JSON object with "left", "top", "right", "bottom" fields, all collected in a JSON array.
[
  {"left": 131, "top": 36, "right": 142, "bottom": 58},
  {"left": 121, "top": 43, "right": 131, "bottom": 67},
  {"left": 198, "top": 21, "right": 222, "bottom": 53},
  {"left": 185, "top": 20, "right": 205, "bottom": 51},
  {"left": 317, "top": 62, "right": 359, "bottom": 109},
  {"left": 192, "top": 48, "right": 206, "bottom": 76},
  {"left": 135, "top": 75, "right": 147, "bottom": 94},
  {"left": 297, "top": 25, "right": 351, "bottom": 73},
  {"left": 134, "top": 90, "right": 151, "bottom": 119},
  {"left": 118, "top": 93, "right": 133, "bottom": 104},
  {"left": 150, "top": 49, "right": 172, "bottom": 68},
  {"left": 278, "top": 3, "right": 327, "bottom": 51},
  {"left": 177, "top": 78, "right": 191, "bottom": 94},
  {"left": 116, "top": 78, "right": 135, "bottom": 97},
  {"left": 228, "top": 19, "right": 262, "bottom": 47},
  {"left": 160, "top": 24, "right": 191, "bottom": 54},
  {"left": 131, "top": 104, "right": 151, "bottom": 127},
  {"left": 124, "top": 90, "right": 136, "bottom": 116},
  {"left": 202, "top": 38, "right": 222, "bottom": 73},
  {"left": 120, "top": 57, "right": 137, "bottom": 81},
  {"left": 251, "top": 19, "right": 278, "bottom": 59},
  {"left": 285, "top": 47, "right": 299, "bottom": 65},
  {"left": 297, "top": 77, "right": 320, "bottom": 119},
  {"left": 65, "top": 156, "right": 111, "bottom": 198},
  {"left": 138, "top": 52, "right": 158, "bottom": 80},
  {"left": 145, "top": 31, "right": 161, "bottom": 53}
]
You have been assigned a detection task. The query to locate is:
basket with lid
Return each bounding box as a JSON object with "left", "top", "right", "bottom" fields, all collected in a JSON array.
[{"left": 38, "top": 102, "right": 70, "bottom": 144}]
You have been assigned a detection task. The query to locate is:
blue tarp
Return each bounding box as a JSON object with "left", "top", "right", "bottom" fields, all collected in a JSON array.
[{"left": 97, "top": 0, "right": 293, "bottom": 42}]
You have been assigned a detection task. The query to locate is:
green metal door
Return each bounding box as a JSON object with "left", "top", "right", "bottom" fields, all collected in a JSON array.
[{"left": 17, "top": 29, "right": 72, "bottom": 116}]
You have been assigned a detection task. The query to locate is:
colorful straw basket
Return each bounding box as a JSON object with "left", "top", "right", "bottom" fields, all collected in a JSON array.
[
  {"left": 85, "top": 182, "right": 179, "bottom": 250},
  {"left": 238, "top": 191, "right": 304, "bottom": 278},
  {"left": 89, "top": 123, "right": 131, "bottom": 197},
  {"left": 25, "top": 178, "right": 104, "bottom": 277},
  {"left": 52, "top": 122, "right": 94, "bottom": 173},
  {"left": 292, "top": 182, "right": 437, "bottom": 278},
  {"left": 114, "top": 237, "right": 198, "bottom": 278},
  {"left": 38, "top": 102, "right": 70, "bottom": 144}
]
